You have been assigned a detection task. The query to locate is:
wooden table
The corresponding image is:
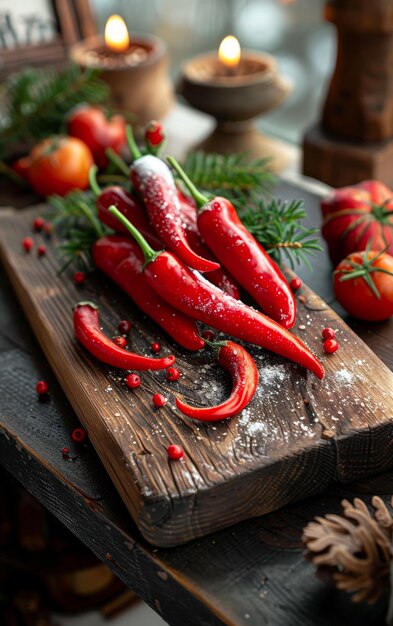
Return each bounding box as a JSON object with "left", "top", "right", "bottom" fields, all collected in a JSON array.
[{"left": 1, "top": 107, "right": 392, "bottom": 626}]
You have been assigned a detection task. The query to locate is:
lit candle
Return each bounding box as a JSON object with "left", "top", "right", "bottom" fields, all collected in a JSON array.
[
  {"left": 69, "top": 16, "right": 174, "bottom": 122},
  {"left": 104, "top": 14, "right": 130, "bottom": 53},
  {"left": 218, "top": 35, "right": 241, "bottom": 74}
]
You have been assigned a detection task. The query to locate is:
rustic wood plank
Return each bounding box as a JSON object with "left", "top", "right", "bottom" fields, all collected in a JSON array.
[
  {"left": 0, "top": 206, "right": 393, "bottom": 547},
  {"left": 0, "top": 345, "right": 390, "bottom": 626},
  {"left": 1, "top": 176, "right": 392, "bottom": 625},
  {"left": 0, "top": 346, "right": 390, "bottom": 626}
]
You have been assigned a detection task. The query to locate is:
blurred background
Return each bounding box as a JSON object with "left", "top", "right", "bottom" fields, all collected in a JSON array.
[{"left": 92, "top": 0, "right": 336, "bottom": 144}]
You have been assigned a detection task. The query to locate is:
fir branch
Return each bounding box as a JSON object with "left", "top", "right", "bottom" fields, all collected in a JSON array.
[
  {"left": 182, "top": 151, "right": 275, "bottom": 208},
  {"left": 242, "top": 197, "right": 322, "bottom": 268},
  {"left": 0, "top": 64, "right": 109, "bottom": 159},
  {"left": 47, "top": 190, "right": 109, "bottom": 272}
]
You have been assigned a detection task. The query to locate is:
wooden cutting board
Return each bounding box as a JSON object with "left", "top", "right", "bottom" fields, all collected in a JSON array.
[{"left": 1, "top": 205, "right": 393, "bottom": 547}]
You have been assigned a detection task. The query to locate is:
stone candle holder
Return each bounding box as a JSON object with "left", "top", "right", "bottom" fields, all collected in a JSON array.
[
  {"left": 178, "top": 50, "right": 292, "bottom": 169},
  {"left": 70, "top": 34, "right": 173, "bottom": 125}
]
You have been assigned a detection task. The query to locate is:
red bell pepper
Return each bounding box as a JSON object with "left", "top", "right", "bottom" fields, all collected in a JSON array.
[
  {"left": 168, "top": 157, "right": 296, "bottom": 329},
  {"left": 108, "top": 206, "right": 324, "bottom": 379},
  {"left": 92, "top": 236, "right": 205, "bottom": 351},
  {"left": 73, "top": 302, "right": 175, "bottom": 369}
]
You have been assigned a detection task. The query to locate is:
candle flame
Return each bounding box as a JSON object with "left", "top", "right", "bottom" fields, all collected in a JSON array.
[
  {"left": 218, "top": 35, "right": 241, "bottom": 69},
  {"left": 105, "top": 15, "right": 130, "bottom": 53}
]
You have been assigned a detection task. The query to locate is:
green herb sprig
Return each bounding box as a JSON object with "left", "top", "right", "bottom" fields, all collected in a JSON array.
[
  {"left": 241, "top": 197, "right": 322, "bottom": 268},
  {"left": 48, "top": 190, "right": 108, "bottom": 272},
  {"left": 182, "top": 151, "right": 275, "bottom": 207},
  {"left": 0, "top": 64, "right": 109, "bottom": 159}
]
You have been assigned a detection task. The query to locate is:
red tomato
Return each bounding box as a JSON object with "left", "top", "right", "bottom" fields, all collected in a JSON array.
[
  {"left": 68, "top": 105, "right": 126, "bottom": 168},
  {"left": 321, "top": 180, "right": 393, "bottom": 265},
  {"left": 28, "top": 137, "right": 93, "bottom": 197},
  {"left": 334, "top": 250, "right": 393, "bottom": 321}
]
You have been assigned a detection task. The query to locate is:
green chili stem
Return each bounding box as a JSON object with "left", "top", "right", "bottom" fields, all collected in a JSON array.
[
  {"left": 88, "top": 165, "right": 101, "bottom": 197},
  {"left": 105, "top": 148, "right": 130, "bottom": 176},
  {"left": 167, "top": 156, "right": 208, "bottom": 209},
  {"left": 126, "top": 125, "right": 142, "bottom": 161},
  {"left": 108, "top": 205, "right": 159, "bottom": 264}
]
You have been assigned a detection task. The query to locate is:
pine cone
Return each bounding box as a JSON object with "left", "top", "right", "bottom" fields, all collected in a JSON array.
[{"left": 302, "top": 496, "right": 393, "bottom": 604}]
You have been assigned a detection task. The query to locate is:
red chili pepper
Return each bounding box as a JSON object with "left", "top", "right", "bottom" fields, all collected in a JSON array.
[
  {"left": 97, "top": 186, "right": 163, "bottom": 250},
  {"left": 126, "top": 126, "right": 219, "bottom": 273},
  {"left": 73, "top": 302, "right": 176, "bottom": 370},
  {"left": 169, "top": 157, "right": 296, "bottom": 329},
  {"left": 109, "top": 206, "right": 324, "bottom": 379},
  {"left": 145, "top": 121, "right": 165, "bottom": 148},
  {"left": 177, "top": 189, "right": 240, "bottom": 299},
  {"left": 92, "top": 236, "right": 205, "bottom": 351},
  {"left": 98, "top": 183, "right": 239, "bottom": 297},
  {"left": 176, "top": 341, "right": 258, "bottom": 421}
]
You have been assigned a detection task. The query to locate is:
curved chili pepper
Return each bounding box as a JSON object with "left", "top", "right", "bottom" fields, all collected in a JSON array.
[
  {"left": 177, "top": 189, "right": 241, "bottom": 299},
  {"left": 73, "top": 302, "right": 175, "bottom": 370},
  {"left": 98, "top": 183, "right": 240, "bottom": 297},
  {"left": 168, "top": 157, "right": 296, "bottom": 329},
  {"left": 92, "top": 236, "right": 205, "bottom": 351},
  {"left": 109, "top": 206, "right": 324, "bottom": 379},
  {"left": 97, "top": 186, "right": 162, "bottom": 250},
  {"left": 126, "top": 127, "right": 219, "bottom": 273},
  {"left": 176, "top": 341, "right": 258, "bottom": 421}
]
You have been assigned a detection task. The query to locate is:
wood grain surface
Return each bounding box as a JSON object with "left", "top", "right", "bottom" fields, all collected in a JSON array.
[
  {"left": 1, "top": 206, "right": 393, "bottom": 547},
  {"left": 0, "top": 175, "right": 393, "bottom": 625}
]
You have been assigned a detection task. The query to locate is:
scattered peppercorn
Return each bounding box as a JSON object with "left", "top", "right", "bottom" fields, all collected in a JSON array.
[
  {"left": 22, "top": 237, "right": 34, "bottom": 252},
  {"left": 166, "top": 366, "right": 180, "bottom": 382},
  {"left": 151, "top": 342, "right": 161, "bottom": 353},
  {"left": 126, "top": 373, "right": 141, "bottom": 389},
  {"left": 62, "top": 447, "right": 70, "bottom": 458},
  {"left": 323, "top": 338, "right": 339, "bottom": 354},
  {"left": 33, "top": 216, "right": 44, "bottom": 231},
  {"left": 153, "top": 393, "right": 167, "bottom": 407},
  {"left": 118, "top": 319, "right": 132, "bottom": 334},
  {"left": 202, "top": 330, "right": 215, "bottom": 341},
  {"left": 322, "top": 327, "right": 335, "bottom": 340},
  {"left": 72, "top": 427, "right": 86, "bottom": 443},
  {"left": 113, "top": 336, "right": 126, "bottom": 348},
  {"left": 43, "top": 222, "right": 53, "bottom": 235},
  {"left": 36, "top": 380, "right": 48, "bottom": 395},
  {"left": 167, "top": 444, "right": 184, "bottom": 460},
  {"left": 37, "top": 245, "right": 46, "bottom": 257},
  {"left": 290, "top": 277, "right": 302, "bottom": 291},
  {"left": 73, "top": 271, "right": 86, "bottom": 285},
  {"left": 166, "top": 443, "right": 184, "bottom": 461}
]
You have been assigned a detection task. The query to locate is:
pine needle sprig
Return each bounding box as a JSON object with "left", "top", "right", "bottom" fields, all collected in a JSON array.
[
  {"left": 182, "top": 151, "right": 275, "bottom": 208},
  {"left": 47, "top": 190, "right": 109, "bottom": 272},
  {"left": 242, "top": 197, "right": 322, "bottom": 268},
  {"left": 0, "top": 64, "right": 109, "bottom": 158}
]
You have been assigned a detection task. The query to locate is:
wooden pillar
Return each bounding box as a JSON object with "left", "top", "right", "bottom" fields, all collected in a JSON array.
[{"left": 303, "top": 0, "right": 393, "bottom": 188}]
